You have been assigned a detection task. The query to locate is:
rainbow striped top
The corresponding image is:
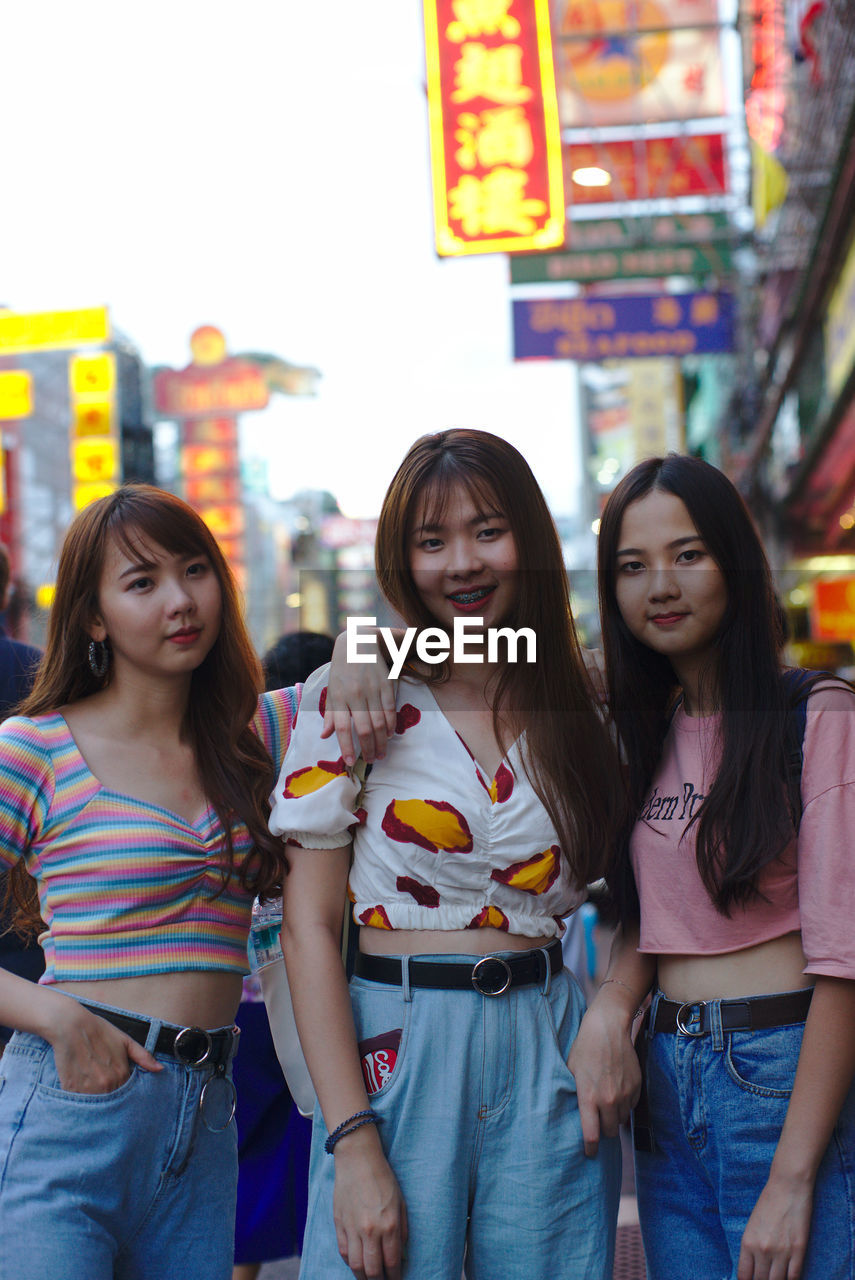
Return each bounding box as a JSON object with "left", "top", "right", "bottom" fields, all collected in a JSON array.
[{"left": 0, "top": 686, "right": 299, "bottom": 984}]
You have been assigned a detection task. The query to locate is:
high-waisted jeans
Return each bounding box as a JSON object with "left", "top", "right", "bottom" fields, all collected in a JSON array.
[
  {"left": 300, "top": 953, "right": 622, "bottom": 1280},
  {"left": 634, "top": 988, "right": 855, "bottom": 1280},
  {"left": 0, "top": 997, "right": 239, "bottom": 1280}
]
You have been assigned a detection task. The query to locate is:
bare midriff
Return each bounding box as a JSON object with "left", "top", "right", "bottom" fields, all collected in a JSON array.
[
  {"left": 657, "top": 931, "right": 814, "bottom": 1003},
  {"left": 54, "top": 970, "right": 244, "bottom": 1030},
  {"left": 359, "top": 926, "right": 554, "bottom": 957}
]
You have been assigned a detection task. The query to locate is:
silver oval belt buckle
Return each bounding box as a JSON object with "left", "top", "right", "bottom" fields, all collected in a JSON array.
[
  {"left": 471, "top": 955, "right": 512, "bottom": 997},
  {"left": 200, "top": 1067, "right": 237, "bottom": 1133},
  {"left": 675, "top": 1000, "right": 707, "bottom": 1037}
]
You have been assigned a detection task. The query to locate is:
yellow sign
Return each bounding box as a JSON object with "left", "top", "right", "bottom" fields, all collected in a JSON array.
[
  {"left": 72, "top": 481, "right": 117, "bottom": 512},
  {"left": 70, "top": 353, "right": 115, "bottom": 398},
  {"left": 826, "top": 238, "right": 855, "bottom": 398},
  {"left": 72, "top": 439, "right": 119, "bottom": 484},
  {"left": 72, "top": 401, "right": 114, "bottom": 436},
  {"left": 0, "top": 371, "right": 33, "bottom": 419},
  {"left": 0, "top": 307, "right": 109, "bottom": 355}
]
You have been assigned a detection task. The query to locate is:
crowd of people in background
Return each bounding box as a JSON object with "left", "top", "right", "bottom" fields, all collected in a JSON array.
[{"left": 0, "top": 434, "right": 851, "bottom": 1280}]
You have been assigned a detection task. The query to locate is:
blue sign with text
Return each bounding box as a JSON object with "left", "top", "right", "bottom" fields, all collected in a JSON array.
[{"left": 513, "top": 292, "right": 735, "bottom": 361}]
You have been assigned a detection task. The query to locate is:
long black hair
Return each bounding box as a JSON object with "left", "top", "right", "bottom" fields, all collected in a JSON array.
[{"left": 598, "top": 454, "right": 822, "bottom": 920}]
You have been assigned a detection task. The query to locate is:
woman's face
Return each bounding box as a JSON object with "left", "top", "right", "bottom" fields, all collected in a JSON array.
[
  {"left": 90, "top": 531, "right": 222, "bottom": 681},
  {"left": 408, "top": 481, "right": 519, "bottom": 632},
  {"left": 613, "top": 489, "right": 727, "bottom": 672}
]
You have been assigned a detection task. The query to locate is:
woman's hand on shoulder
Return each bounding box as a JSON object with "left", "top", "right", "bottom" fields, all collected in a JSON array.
[
  {"left": 332, "top": 1128, "right": 408, "bottom": 1280},
  {"left": 323, "top": 629, "right": 397, "bottom": 766},
  {"left": 47, "top": 999, "right": 162, "bottom": 1094},
  {"left": 567, "top": 988, "right": 642, "bottom": 1157}
]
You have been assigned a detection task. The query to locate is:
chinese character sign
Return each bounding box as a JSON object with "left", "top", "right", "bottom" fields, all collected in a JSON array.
[
  {"left": 423, "top": 0, "right": 566, "bottom": 255},
  {"left": 513, "top": 292, "right": 735, "bottom": 360}
]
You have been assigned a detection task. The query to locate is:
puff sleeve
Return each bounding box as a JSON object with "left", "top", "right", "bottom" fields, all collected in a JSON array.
[
  {"left": 268, "top": 665, "right": 360, "bottom": 849},
  {"left": 797, "top": 684, "right": 855, "bottom": 980}
]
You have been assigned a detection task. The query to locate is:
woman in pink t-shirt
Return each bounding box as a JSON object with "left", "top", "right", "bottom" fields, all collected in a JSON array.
[{"left": 573, "top": 454, "right": 855, "bottom": 1280}]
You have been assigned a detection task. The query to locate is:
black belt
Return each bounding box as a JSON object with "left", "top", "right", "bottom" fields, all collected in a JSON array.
[
  {"left": 652, "top": 987, "right": 813, "bottom": 1037},
  {"left": 81, "top": 1003, "right": 239, "bottom": 1067},
  {"left": 354, "top": 939, "right": 563, "bottom": 997}
]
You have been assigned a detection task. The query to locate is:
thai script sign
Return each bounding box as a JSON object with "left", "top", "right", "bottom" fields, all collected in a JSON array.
[
  {"left": 423, "top": 0, "right": 565, "bottom": 255},
  {"left": 513, "top": 290, "right": 735, "bottom": 360},
  {"left": 509, "top": 231, "right": 732, "bottom": 282}
]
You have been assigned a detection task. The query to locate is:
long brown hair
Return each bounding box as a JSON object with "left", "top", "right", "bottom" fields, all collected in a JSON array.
[
  {"left": 8, "top": 485, "right": 285, "bottom": 935},
  {"left": 375, "top": 429, "right": 622, "bottom": 888}
]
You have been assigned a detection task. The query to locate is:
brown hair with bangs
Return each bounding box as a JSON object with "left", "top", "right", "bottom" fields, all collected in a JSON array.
[
  {"left": 8, "top": 484, "right": 285, "bottom": 935},
  {"left": 375, "top": 429, "right": 623, "bottom": 888}
]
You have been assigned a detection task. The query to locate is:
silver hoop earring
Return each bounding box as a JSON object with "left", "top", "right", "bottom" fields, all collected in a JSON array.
[{"left": 87, "top": 639, "right": 110, "bottom": 678}]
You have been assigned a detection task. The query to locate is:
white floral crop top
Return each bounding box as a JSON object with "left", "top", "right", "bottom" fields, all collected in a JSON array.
[{"left": 269, "top": 665, "right": 583, "bottom": 938}]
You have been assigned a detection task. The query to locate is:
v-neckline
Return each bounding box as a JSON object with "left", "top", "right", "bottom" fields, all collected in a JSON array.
[
  {"left": 53, "top": 712, "right": 214, "bottom": 831},
  {"left": 419, "top": 682, "right": 522, "bottom": 786}
]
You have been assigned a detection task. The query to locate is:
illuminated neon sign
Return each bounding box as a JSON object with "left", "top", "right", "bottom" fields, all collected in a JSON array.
[{"left": 423, "top": 0, "right": 566, "bottom": 255}]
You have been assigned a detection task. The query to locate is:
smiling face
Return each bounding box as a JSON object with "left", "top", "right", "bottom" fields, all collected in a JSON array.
[
  {"left": 408, "top": 481, "right": 519, "bottom": 635},
  {"left": 614, "top": 489, "right": 728, "bottom": 681},
  {"left": 90, "top": 531, "right": 222, "bottom": 682}
]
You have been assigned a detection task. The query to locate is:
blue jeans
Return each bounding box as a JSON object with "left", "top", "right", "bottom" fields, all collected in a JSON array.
[
  {"left": 300, "top": 954, "right": 621, "bottom": 1280},
  {"left": 0, "top": 999, "right": 239, "bottom": 1280},
  {"left": 634, "top": 989, "right": 855, "bottom": 1280}
]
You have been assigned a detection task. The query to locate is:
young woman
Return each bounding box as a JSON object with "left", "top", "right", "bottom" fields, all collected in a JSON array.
[
  {"left": 0, "top": 486, "right": 299, "bottom": 1280},
  {"left": 575, "top": 454, "right": 855, "bottom": 1280},
  {"left": 269, "top": 429, "right": 624, "bottom": 1280}
]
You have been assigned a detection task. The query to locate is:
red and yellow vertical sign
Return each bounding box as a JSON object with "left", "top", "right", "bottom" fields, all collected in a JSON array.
[
  {"left": 424, "top": 0, "right": 566, "bottom": 256},
  {"left": 69, "top": 353, "right": 119, "bottom": 511}
]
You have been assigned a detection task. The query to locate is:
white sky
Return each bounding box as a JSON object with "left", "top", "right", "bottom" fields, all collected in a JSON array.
[{"left": 1, "top": 0, "right": 583, "bottom": 518}]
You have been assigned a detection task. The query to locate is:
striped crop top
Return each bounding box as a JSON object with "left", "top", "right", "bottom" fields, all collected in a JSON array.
[{"left": 0, "top": 687, "right": 299, "bottom": 984}]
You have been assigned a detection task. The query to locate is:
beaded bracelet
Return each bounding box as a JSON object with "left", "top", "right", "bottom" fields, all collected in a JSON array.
[{"left": 324, "top": 1109, "right": 381, "bottom": 1155}]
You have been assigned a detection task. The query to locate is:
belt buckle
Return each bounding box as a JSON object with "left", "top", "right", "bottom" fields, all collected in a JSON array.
[
  {"left": 174, "top": 1025, "right": 213, "bottom": 1065},
  {"left": 675, "top": 1001, "right": 707, "bottom": 1037},
  {"left": 471, "top": 955, "right": 512, "bottom": 997}
]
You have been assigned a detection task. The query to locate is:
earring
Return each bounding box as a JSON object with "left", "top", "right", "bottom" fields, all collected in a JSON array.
[{"left": 87, "top": 639, "right": 110, "bottom": 678}]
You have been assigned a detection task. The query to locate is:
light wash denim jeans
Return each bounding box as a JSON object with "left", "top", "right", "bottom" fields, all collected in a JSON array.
[
  {"left": 635, "top": 989, "right": 855, "bottom": 1280},
  {"left": 0, "top": 999, "right": 239, "bottom": 1280},
  {"left": 300, "top": 953, "right": 621, "bottom": 1280}
]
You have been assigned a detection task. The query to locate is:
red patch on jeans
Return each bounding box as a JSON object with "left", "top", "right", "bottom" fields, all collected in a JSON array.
[{"left": 359, "top": 1029, "right": 402, "bottom": 1096}]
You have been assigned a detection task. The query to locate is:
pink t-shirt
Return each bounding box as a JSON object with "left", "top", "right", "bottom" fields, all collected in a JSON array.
[{"left": 630, "top": 683, "right": 855, "bottom": 980}]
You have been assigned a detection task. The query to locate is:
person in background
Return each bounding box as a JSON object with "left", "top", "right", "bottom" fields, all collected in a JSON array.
[
  {"left": 0, "top": 544, "right": 44, "bottom": 1045},
  {"left": 232, "top": 632, "right": 334, "bottom": 1280}
]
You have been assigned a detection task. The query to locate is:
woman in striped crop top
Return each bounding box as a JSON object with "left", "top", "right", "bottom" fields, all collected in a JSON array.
[
  {"left": 0, "top": 485, "right": 300, "bottom": 1280},
  {"left": 270, "top": 430, "right": 625, "bottom": 1280}
]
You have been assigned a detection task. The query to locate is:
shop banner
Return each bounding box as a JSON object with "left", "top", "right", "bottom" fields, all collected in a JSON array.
[
  {"left": 509, "top": 236, "right": 732, "bottom": 282},
  {"left": 423, "top": 0, "right": 565, "bottom": 255},
  {"left": 565, "top": 133, "right": 727, "bottom": 205},
  {"left": 513, "top": 290, "right": 735, "bottom": 360},
  {"left": 557, "top": 27, "right": 724, "bottom": 128},
  {"left": 812, "top": 580, "right": 855, "bottom": 642},
  {"left": 555, "top": 0, "right": 720, "bottom": 35}
]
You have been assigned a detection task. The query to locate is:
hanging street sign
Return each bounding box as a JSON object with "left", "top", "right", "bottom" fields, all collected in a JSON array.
[
  {"left": 423, "top": 0, "right": 566, "bottom": 255},
  {"left": 513, "top": 290, "right": 735, "bottom": 360}
]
